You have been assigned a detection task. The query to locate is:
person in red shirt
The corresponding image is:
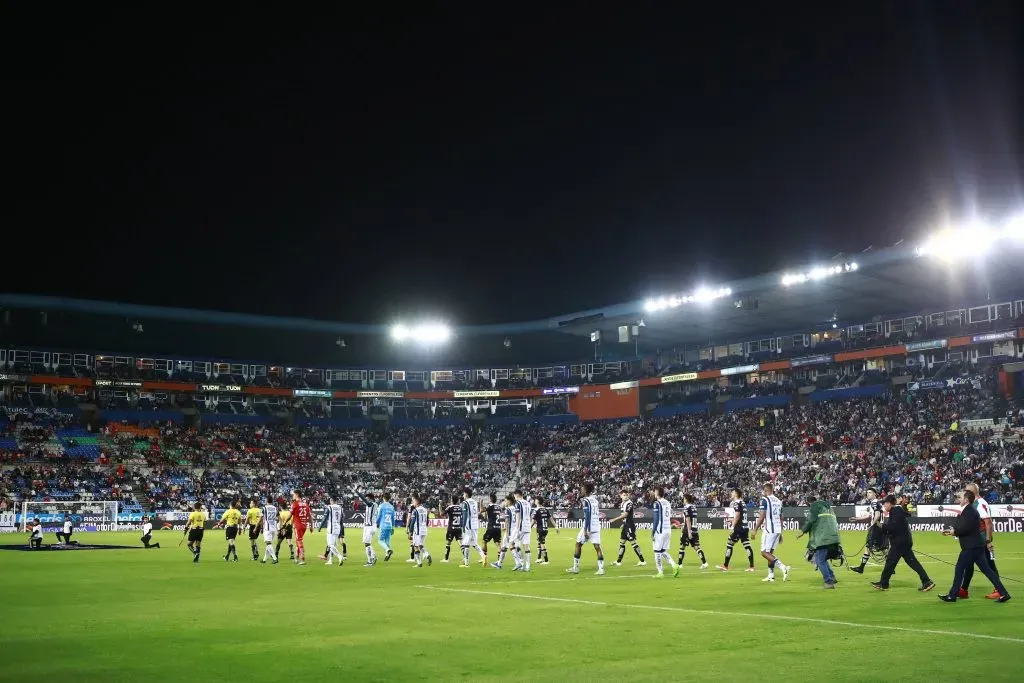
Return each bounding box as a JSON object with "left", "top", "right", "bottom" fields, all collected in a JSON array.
[{"left": 290, "top": 490, "right": 312, "bottom": 565}]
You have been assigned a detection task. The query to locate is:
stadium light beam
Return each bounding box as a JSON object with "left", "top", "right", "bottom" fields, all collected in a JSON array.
[
  {"left": 390, "top": 322, "right": 452, "bottom": 345},
  {"left": 643, "top": 286, "right": 731, "bottom": 313},
  {"left": 781, "top": 262, "right": 858, "bottom": 287}
]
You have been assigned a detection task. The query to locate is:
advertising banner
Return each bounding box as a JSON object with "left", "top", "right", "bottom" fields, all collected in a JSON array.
[
  {"left": 198, "top": 384, "right": 242, "bottom": 392},
  {"left": 660, "top": 372, "right": 698, "bottom": 384},
  {"left": 972, "top": 330, "right": 1018, "bottom": 343},
  {"left": 905, "top": 339, "right": 948, "bottom": 353},
  {"left": 452, "top": 391, "right": 499, "bottom": 398},
  {"left": 541, "top": 386, "right": 579, "bottom": 395},
  {"left": 357, "top": 391, "right": 405, "bottom": 398},
  {"left": 720, "top": 364, "right": 758, "bottom": 376},
  {"left": 790, "top": 354, "right": 833, "bottom": 368},
  {"left": 294, "top": 389, "right": 331, "bottom": 398},
  {"left": 94, "top": 379, "right": 144, "bottom": 388}
]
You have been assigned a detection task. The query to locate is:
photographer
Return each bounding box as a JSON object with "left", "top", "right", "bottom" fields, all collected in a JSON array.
[
  {"left": 939, "top": 489, "right": 1010, "bottom": 603},
  {"left": 872, "top": 495, "right": 935, "bottom": 593},
  {"left": 796, "top": 495, "right": 840, "bottom": 589}
]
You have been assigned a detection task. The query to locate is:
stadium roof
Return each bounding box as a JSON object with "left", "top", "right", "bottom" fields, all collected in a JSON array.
[{"left": 1, "top": 232, "right": 1022, "bottom": 366}]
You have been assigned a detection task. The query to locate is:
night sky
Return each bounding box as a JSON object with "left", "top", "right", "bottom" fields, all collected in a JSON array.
[{"left": 6, "top": 4, "right": 1021, "bottom": 328}]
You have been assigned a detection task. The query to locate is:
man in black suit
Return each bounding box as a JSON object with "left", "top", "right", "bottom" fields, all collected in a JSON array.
[
  {"left": 871, "top": 495, "right": 935, "bottom": 592},
  {"left": 939, "top": 489, "right": 1011, "bottom": 603}
]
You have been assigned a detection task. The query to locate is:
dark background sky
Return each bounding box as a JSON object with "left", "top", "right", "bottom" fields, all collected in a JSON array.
[{"left": 5, "top": 3, "right": 1021, "bottom": 327}]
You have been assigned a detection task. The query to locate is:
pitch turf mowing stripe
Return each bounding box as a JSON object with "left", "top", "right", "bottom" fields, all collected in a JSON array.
[{"left": 417, "top": 585, "right": 1024, "bottom": 645}]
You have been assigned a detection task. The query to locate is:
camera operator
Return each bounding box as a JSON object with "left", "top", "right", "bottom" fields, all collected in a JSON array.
[
  {"left": 796, "top": 495, "right": 840, "bottom": 589},
  {"left": 872, "top": 495, "right": 935, "bottom": 592},
  {"left": 939, "top": 489, "right": 1010, "bottom": 603}
]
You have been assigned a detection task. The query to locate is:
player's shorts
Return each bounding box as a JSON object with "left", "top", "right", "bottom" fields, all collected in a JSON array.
[
  {"left": 378, "top": 528, "right": 393, "bottom": 546},
  {"left": 728, "top": 528, "right": 750, "bottom": 544},
  {"left": 446, "top": 527, "right": 461, "bottom": 543},
  {"left": 483, "top": 528, "right": 501, "bottom": 544},
  {"left": 620, "top": 525, "right": 637, "bottom": 542},
  {"left": 327, "top": 533, "right": 340, "bottom": 547},
  {"left": 279, "top": 526, "right": 293, "bottom": 540},
  {"left": 412, "top": 533, "right": 426, "bottom": 547},
  {"left": 681, "top": 531, "right": 700, "bottom": 547},
  {"left": 264, "top": 526, "right": 278, "bottom": 543},
  {"left": 461, "top": 528, "right": 478, "bottom": 547},
  {"left": 517, "top": 531, "right": 531, "bottom": 547},
  {"left": 362, "top": 527, "right": 376, "bottom": 544},
  {"left": 652, "top": 531, "right": 671, "bottom": 552},
  {"left": 188, "top": 529, "right": 204, "bottom": 543},
  {"left": 248, "top": 524, "right": 261, "bottom": 540},
  {"left": 537, "top": 530, "right": 548, "bottom": 544},
  {"left": 225, "top": 526, "right": 238, "bottom": 540},
  {"left": 576, "top": 529, "right": 601, "bottom": 545},
  {"left": 294, "top": 525, "right": 307, "bottom": 541},
  {"left": 866, "top": 526, "right": 886, "bottom": 551},
  {"left": 760, "top": 532, "right": 781, "bottom": 553},
  {"left": 141, "top": 533, "right": 152, "bottom": 544}
]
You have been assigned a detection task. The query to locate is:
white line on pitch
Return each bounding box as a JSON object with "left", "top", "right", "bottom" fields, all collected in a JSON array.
[
  {"left": 453, "top": 574, "right": 655, "bottom": 586},
  {"left": 416, "top": 585, "right": 1024, "bottom": 645}
]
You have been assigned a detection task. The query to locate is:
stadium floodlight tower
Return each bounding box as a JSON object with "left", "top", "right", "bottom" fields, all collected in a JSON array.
[{"left": 390, "top": 322, "right": 452, "bottom": 346}]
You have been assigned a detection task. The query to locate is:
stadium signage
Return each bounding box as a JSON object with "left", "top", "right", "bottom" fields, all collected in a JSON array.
[
  {"left": 608, "top": 381, "right": 638, "bottom": 390},
  {"left": 789, "top": 354, "right": 833, "bottom": 368},
  {"left": 720, "top": 364, "right": 759, "bottom": 376},
  {"left": 452, "top": 391, "right": 500, "bottom": 398},
  {"left": 0, "top": 373, "right": 30, "bottom": 383},
  {"left": 972, "top": 330, "right": 1018, "bottom": 343},
  {"left": 660, "top": 372, "right": 698, "bottom": 384},
  {"left": 905, "top": 339, "right": 948, "bottom": 352},
  {"left": 94, "top": 379, "right": 144, "bottom": 388},
  {"left": 356, "top": 391, "right": 404, "bottom": 398},
  {"left": 199, "top": 384, "right": 242, "bottom": 392},
  {"left": 541, "top": 386, "right": 579, "bottom": 395},
  {"left": 0, "top": 512, "right": 15, "bottom": 532},
  {"left": 293, "top": 389, "right": 331, "bottom": 398}
]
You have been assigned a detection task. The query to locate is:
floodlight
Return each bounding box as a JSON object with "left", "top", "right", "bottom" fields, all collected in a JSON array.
[
  {"left": 1004, "top": 214, "right": 1024, "bottom": 241},
  {"left": 390, "top": 322, "right": 451, "bottom": 345}
]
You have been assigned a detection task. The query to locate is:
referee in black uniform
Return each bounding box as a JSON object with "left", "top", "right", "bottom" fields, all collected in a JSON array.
[{"left": 871, "top": 495, "right": 935, "bottom": 592}]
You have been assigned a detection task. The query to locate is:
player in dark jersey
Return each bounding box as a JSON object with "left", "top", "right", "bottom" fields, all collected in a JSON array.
[
  {"left": 532, "top": 496, "right": 552, "bottom": 564},
  {"left": 717, "top": 488, "right": 755, "bottom": 572},
  {"left": 482, "top": 493, "right": 503, "bottom": 557},
  {"left": 678, "top": 493, "right": 708, "bottom": 569},
  {"left": 609, "top": 490, "right": 646, "bottom": 566},
  {"left": 850, "top": 487, "right": 887, "bottom": 574},
  {"left": 442, "top": 493, "right": 463, "bottom": 562}
]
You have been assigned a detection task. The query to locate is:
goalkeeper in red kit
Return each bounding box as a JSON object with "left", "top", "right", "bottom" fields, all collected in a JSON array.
[{"left": 291, "top": 490, "right": 312, "bottom": 565}]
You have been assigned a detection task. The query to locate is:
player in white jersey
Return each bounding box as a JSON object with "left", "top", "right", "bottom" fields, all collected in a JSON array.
[
  {"left": 355, "top": 488, "right": 379, "bottom": 565},
  {"left": 260, "top": 498, "right": 280, "bottom": 564},
  {"left": 408, "top": 494, "right": 432, "bottom": 567},
  {"left": 318, "top": 496, "right": 345, "bottom": 566},
  {"left": 459, "top": 488, "right": 485, "bottom": 567},
  {"left": 567, "top": 483, "right": 605, "bottom": 575},
  {"left": 650, "top": 486, "right": 679, "bottom": 578},
  {"left": 513, "top": 490, "right": 532, "bottom": 572},
  {"left": 751, "top": 483, "right": 789, "bottom": 582}
]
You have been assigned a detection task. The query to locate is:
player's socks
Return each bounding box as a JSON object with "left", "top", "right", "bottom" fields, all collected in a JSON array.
[
  {"left": 597, "top": 558, "right": 604, "bottom": 571},
  {"left": 723, "top": 541, "right": 734, "bottom": 568},
  {"left": 664, "top": 551, "right": 677, "bottom": 570},
  {"left": 572, "top": 555, "right": 580, "bottom": 571},
  {"left": 745, "top": 544, "right": 754, "bottom": 568},
  {"left": 498, "top": 549, "right": 507, "bottom": 566},
  {"left": 678, "top": 549, "right": 685, "bottom": 565},
  {"left": 444, "top": 543, "right": 452, "bottom": 561},
  {"left": 655, "top": 553, "right": 663, "bottom": 574},
  {"left": 415, "top": 549, "right": 422, "bottom": 567},
  {"left": 859, "top": 550, "right": 870, "bottom": 569},
  {"left": 462, "top": 546, "right": 470, "bottom": 565},
  {"left": 543, "top": 548, "right": 549, "bottom": 562},
  {"left": 617, "top": 542, "right": 626, "bottom": 564},
  {"left": 632, "top": 543, "right": 645, "bottom": 563},
  {"left": 697, "top": 548, "right": 707, "bottom": 565},
  {"left": 513, "top": 548, "right": 523, "bottom": 567}
]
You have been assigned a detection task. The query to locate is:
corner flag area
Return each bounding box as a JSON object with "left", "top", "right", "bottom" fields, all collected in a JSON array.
[{"left": 1, "top": 529, "right": 1021, "bottom": 682}]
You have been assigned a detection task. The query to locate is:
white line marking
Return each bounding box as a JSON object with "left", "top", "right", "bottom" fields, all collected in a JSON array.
[
  {"left": 456, "top": 574, "right": 653, "bottom": 586},
  {"left": 417, "top": 585, "right": 1024, "bottom": 645}
]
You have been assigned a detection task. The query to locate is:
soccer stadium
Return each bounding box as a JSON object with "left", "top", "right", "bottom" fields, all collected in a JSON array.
[{"left": 2, "top": 226, "right": 1024, "bottom": 681}]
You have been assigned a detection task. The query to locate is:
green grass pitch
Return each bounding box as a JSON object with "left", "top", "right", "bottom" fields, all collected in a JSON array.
[{"left": 0, "top": 529, "right": 1021, "bottom": 682}]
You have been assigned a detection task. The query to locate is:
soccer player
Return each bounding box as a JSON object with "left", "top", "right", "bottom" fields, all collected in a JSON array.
[
  {"left": 459, "top": 488, "right": 485, "bottom": 567},
  {"left": 609, "top": 490, "right": 646, "bottom": 567},
  {"left": 482, "top": 493, "right": 503, "bottom": 563},
  {"left": 260, "top": 496, "right": 280, "bottom": 564},
  {"left": 56, "top": 513, "right": 73, "bottom": 544},
  {"left": 318, "top": 495, "right": 345, "bottom": 566},
  {"left": 376, "top": 491, "right": 397, "bottom": 561},
  {"left": 491, "top": 495, "right": 517, "bottom": 570},
  {"left": 960, "top": 482, "right": 1001, "bottom": 600},
  {"left": 850, "top": 487, "right": 885, "bottom": 574},
  {"left": 532, "top": 496, "right": 552, "bottom": 564},
  {"left": 290, "top": 490, "right": 313, "bottom": 565},
  {"left": 140, "top": 515, "right": 160, "bottom": 549},
  {"left": 751, "top": 483, "right": 789, "bottom": 582},
  {"left": 513, "top": 490, "right": 532, "bottom": 572},
  {"left": 650, "top": 486, "right": 678, "bottom": 578},
  {"left": 355, "top": 488, "right": 379, "bottom": 566},
  {"left": 442, "top": 494, "right": 463, "bottom": 562},
  {"left": 218, "top": 500, "right": 243, "bottom": 561},
  {"left": 717, "top": 488, "right": 755, "bottom": 572},
  {"left": 276, "top": 506, "right": 295, "bottom": 561},
  {"left": 28, "top": 518, "right": 43, "bottom": 549},
  {"left": 186, "top": 502, "right": 207, "bottom": 563},
  {"left": 408, "top": 494, "right": 432, "bottom": 567},
  {"left": 245, "top": 499, "right": 263, "bottom": 561},
  {"left": 678, "top": 493, "right": 708, "bottom": 569},
  {"left": 567, "top": 483, "right": 604, "bottom": 575}
]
